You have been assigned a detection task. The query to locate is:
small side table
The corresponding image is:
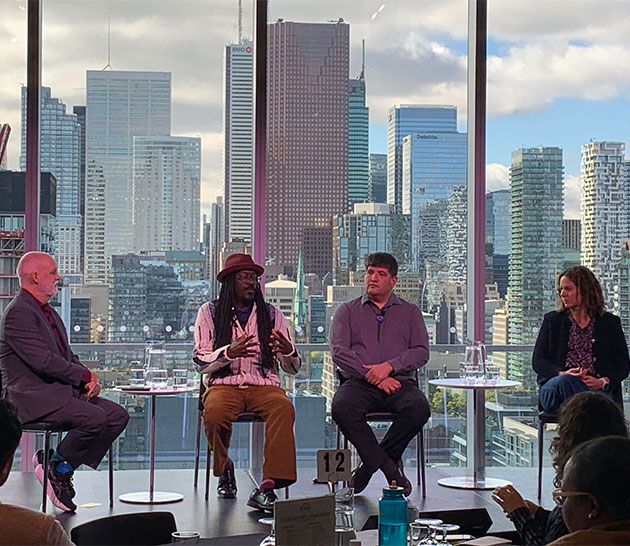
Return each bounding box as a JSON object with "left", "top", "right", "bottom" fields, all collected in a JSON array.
[
  {"left": 429, "top": 378, "right": 521, "bottom": 490},
  {"left": 114, "top": 386, "right": 194, "bottom": 504}
]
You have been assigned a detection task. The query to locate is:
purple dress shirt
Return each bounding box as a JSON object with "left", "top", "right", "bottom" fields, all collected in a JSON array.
[{"left": 330, "top": 292, "right": 430, "bottom": 379}]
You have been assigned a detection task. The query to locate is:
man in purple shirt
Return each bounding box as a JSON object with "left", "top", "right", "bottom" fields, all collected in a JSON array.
[
  {"left": 0, "top": 252, "right": 129, "bottom": 512},
  {"left": 330, "top": 252, "right": 430, "bottom": 496}
]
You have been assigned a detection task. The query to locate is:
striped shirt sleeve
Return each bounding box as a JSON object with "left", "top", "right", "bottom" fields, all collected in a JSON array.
[{"left": 193, "top": 302, "right": 233, "bottom": 375}]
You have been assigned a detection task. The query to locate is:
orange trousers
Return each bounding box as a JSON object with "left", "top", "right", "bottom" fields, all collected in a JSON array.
[{"left": 203, "top": 385, "right": 296, "bottom": 487}]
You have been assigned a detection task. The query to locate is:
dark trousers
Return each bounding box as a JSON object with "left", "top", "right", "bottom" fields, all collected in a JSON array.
[
  {"left": 39, "top": 394, "right": 129, "bottom": 469},
  {"left": 331, "top": 378, "right": 430, "bottom": 473},
  {"left": 539, "top": 374, "right": 590, "bottom": 414}
]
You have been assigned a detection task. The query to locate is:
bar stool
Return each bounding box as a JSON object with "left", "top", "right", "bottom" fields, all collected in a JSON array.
[
  {"left": 537, "top": 411, "right": 558, "bottom": 503},
  {"left": 22, "top": 421, "right": 114, "bottom": 511},
  {"left": 336, "top": 414, "right": 427, "bottom": 498}
]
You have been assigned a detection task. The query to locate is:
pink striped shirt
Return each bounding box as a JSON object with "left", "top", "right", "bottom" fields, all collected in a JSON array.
[{"left": 193, "top": 302, "right": 301, "bottom": 388}]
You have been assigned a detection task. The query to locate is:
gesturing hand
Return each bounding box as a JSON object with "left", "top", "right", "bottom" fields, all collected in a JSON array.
[
  {"left": 226, "top": 333, "right": 259, "bottom": 359},
  {"left": 376, "top": 377, "right": 401, "bottom": 395},
  {"left": 363, "top": 362, "right": 393, "bottom": 385},
  {"left": 269, "top": 329, "right": 293, "bottom": 356},
  {"left": 492, "top": 484, "right": 528, "bottom": 515},
  {"left": 85, "top": 381, "right": 101, "bottom": 400}
]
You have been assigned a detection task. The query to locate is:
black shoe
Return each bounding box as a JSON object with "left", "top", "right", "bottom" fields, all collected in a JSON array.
[
  {"left": 382, "top": 458, "right": 412, "bottom": 497},
  {"left": 217, "top": 465, "right": 237, "bottom": 498},
  {"left": 247, "top": 488, "right": 277, "bottom": 512},
  {"left": 41, "top": 463, "right": 77, "bottom": 512},
  {"left": 349, "top": 464, "right": 374, "bottom": 494},
  {"left": 32, "top": 448, "right": 54, "bottom": 468}
]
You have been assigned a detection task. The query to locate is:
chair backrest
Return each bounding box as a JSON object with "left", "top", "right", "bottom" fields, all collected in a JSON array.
[{"left": 70, "top": 512, "right": 177, "bottom": 546}]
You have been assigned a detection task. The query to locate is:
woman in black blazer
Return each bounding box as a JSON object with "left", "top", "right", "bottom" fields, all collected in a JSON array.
[{"left": 533, "top": 266, "right": 630, "bottom": 413}]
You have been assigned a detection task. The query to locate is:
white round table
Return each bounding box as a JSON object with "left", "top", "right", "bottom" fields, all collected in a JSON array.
[
  {"left": 429, "top": 378, "right": 521, "bottom": 490},
  {"left": 114, "top": 386, "right": 194, "bottom": 504}
]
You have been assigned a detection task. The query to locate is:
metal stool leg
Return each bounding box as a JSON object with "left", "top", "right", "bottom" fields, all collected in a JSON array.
[
  {"left": 108, "top": 447, "right": 114, "bottom": 508},
  {"left": 194, "top": 411, "right": 202, "bottom": 488},
  {"left": 537, "top": 421, "right": 544, "bottom": 503},
  {"left": 41, "top": 431, "right": 51, "bottom": 512},
  {"left": 205, "top": 445, "right": 211, "bottom": 501},
  {"left": 419, "top": 428, "right": 426, "bottom": 498}
]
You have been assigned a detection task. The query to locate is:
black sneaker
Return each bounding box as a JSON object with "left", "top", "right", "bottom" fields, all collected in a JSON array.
[
  {"left": 42, "top": 463, "right": 77, "bottom": 512},
  {"left": 217, "top": 465, "right": 237, "bottom": 498},
  {"left": 32, "top": 448, "right": 54, "bottom": 468},
  {"left": 247, "top": 488, "right": 277, "bottom": 512}
]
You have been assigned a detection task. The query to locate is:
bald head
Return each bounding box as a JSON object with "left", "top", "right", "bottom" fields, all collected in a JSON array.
[{"left": 16, "top": 252, "right": 60, "bottom": 303}]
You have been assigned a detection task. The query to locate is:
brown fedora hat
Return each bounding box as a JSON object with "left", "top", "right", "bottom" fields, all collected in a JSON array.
[{"left": 217, "top": 253, "right": 264, "bottom": 282}]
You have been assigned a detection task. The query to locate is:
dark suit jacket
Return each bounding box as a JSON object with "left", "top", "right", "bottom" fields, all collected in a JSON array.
[
  {"left": 0, "top": 289, "right": 88, "bottom": 423},
  {"left": 532, "top": 310, "right": 630, "bottom": 404}
]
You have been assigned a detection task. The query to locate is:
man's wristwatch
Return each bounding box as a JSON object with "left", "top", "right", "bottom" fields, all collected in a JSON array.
[{"left": 600, "top": 377, "right": 610, "bottom": 391}]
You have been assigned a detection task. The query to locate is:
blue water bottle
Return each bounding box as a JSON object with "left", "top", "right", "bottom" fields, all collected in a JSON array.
[{"left": 378, "top": 481, "right": 408, "bottom": 546}]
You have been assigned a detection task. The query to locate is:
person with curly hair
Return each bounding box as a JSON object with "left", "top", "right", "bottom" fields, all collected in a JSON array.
[
  {"left": 193, "top": 254, "right": 301, "bottom": 512},
  {"left": 533, "top": 265, "right": 629, "bottom": 413},
  {"left": 492, "top": 391, "right": 628, "bottom": 545}
]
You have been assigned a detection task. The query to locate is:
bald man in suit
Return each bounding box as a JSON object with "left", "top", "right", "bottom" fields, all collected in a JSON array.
[{"left": 0, "top": 252, "right": 128, "bottom": 512}]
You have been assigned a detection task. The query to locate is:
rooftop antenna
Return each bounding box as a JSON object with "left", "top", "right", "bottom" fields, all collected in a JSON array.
[
  {"left": 238, "top": 0, "right": 243, "bottom": 43},
  {"left": 102, "top": 17, "right": 112, "bottom": 70},
  {"left": 360, "top": 38, "right": 365, "bottom": 80}
]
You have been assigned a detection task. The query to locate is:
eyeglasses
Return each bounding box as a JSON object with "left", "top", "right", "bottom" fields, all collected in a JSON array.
[
  {"left": 234, "top": 273, "right": 259, "bottom": 283},
  {"left": 552, "top": 488, "right": 593, "bottom": 507}
]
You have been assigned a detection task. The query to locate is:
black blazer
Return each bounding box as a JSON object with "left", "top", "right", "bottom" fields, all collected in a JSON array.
[
  {"left": 532, "top": 310, "right": 630, "bottom": 404},
  {"left": 0, "top": 289, "right": 88, "bottom": 423}
]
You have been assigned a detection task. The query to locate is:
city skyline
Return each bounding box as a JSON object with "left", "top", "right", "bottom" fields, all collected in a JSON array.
[{"left": 2, "top": 1, "right": 629, "bottom": 220}]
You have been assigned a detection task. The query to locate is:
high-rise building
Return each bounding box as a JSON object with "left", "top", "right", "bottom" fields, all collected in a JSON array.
[
  {"left": 20, "top": 87, "right": 81, "bottom": 280},
  {"left": 207, "top": 197, "right": 225, "bottom": 298},
  {"left": 368, "top": 153, "right": 387, "bottom": 204},
  {"left": 302, "top": 219, "right": 333, "bottom": 280},
  {"left": 562, "top": 219, "right": 580, "bottom": 250},
  {"left": 266, "top": 20, "right": 349, "bottom": 267},
  {"left": 401, "top": 119, "right": 467, "bottom": 273},
  {"left": 224, "top": 41, "right": 254, "bottom": 243},
  {"left": 0, "top": 171, "right": 57, "bottom": 317},
  {"left": 615, "top": 240, "right": 630, "bottom": 341},
  {"left": 132, "top": 136, "right": 201, "bottom": 253},
  {"left": 348, "top": 69, "right": 369, "bottom": 210},
  {"left": 388, "top": 105, "right": 460, "bottom": 214},
  {"left": 486, "top": 190, "right": 510, "bottom": 297},
  {"left": 508, "top": 147, "right": 564, "bottom": 387},
  {"left": 73, "top": 106, "right": 87, "bottom": 274},
  {"left": 85, "top": 70, "right": 171, "bottom": 284},
  {"left": 580, "top": 141, "right": 630, "bottom": 309},
  {"left": 332, "top": 203, "right": 410, "bottom": 284},
  {"left": 446, "top": 185, "right": 467, "bottom": 283}
]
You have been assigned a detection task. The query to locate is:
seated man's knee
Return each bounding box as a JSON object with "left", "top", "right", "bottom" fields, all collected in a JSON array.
[
  {"left": 331, "top": 396, "right": 358, "bottom": 426},
  {"left": 203, "top": 403, "right": 232, "bottom": 428}
]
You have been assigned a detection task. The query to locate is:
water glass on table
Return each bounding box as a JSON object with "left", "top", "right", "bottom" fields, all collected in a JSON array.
[
  {"left": 129, "top": 368, "right": 145, "bottom": 387},
  {"left": 171, "top": 531, "right": 200, "bottom": 544},
  {"left": 173, "top": 369, "right": 188, "bottom": 389},
  {"left": 485, "top": 365, "right": 500, "bottom": 385},
  {"left": 335, "top": 487, "right": 355, "bottom": 533},
  {"left": 147, "top": 369, "right": 168, "bottom": 389}
]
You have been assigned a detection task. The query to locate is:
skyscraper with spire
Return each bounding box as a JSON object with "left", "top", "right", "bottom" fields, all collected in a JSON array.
[
  {"left": 347, "top": 40, "right": 369, "bottom": 210},
  {"left": 224, "top": 1, "right": 254, "bottom": 244}
]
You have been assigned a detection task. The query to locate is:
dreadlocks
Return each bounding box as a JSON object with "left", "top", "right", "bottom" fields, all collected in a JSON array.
[{"left": 213, "top": 274, "right": 275, "bottom": 372}]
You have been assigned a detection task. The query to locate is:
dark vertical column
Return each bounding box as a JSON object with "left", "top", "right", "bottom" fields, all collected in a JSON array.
[
  {"left": 466, "top": 0, "right": 487, "bottom": 482},
  {"left": 251, "top": 0, "right": 268, "bottom": 470},
  {"left": 253, "top": 0, "right": 267, "bottom": 277},
  {"left": 25, "top": 0, "right": 41, "bottom": 252}
]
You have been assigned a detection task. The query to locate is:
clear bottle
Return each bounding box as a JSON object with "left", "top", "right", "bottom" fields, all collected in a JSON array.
[{"left": 378, "top": 481, "right": 408, "bottom": 546}]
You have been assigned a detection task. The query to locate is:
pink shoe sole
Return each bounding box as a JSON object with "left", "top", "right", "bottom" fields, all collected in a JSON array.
[{"left": 34, "top": 464, "right": 75, "bottom": 512}]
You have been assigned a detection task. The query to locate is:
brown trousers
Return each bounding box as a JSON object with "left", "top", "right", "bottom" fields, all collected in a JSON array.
[{"left": 203, "top": 384, "right": 296, "bottom": 486}]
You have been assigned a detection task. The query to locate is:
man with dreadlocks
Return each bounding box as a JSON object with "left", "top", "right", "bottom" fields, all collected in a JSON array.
[{"left": 193, "top": 254, "right": 301, "bottom": 512}]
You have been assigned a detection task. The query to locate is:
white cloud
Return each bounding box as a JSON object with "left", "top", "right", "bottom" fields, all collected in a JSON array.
[
  {"left": 486, "top": 163, "right": 510, "bottom": 192},
  {"left": 564, "top": 173, "right": 581, "bottom": 219}
]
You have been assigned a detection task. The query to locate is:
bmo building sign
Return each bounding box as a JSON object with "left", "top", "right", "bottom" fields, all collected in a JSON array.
[{"left": 232, "top": 45, "right": 253, "bottom": 54}]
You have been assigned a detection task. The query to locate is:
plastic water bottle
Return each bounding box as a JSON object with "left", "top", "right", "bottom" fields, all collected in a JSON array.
[{"left": 378, "top": 481, "right": 408, "bottom": 546}]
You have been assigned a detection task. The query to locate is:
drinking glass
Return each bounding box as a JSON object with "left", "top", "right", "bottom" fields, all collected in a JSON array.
[
  {"left": 173, "top": 369, "right": 188, "bottom": 389},
  {"left": 334, "top": 487, "right": 355, "bottom": 532},
  {"left": 458, "top": 361, "right": 467, "bottom": 381},
  {"left": 171, "top": 531, "right": 200, "bottom": 544},
  {"left": 409, "top": 521, "right": 430, "bottom": 545},
  {"left": 464, "top": 364, "right": 479, "bottom": 385},
  {"left": 485, "top": 365, "right": 500, "bottom": 385},
  {"left": 148, "top": 369, "right": 168, "bottom": 389},
  {"left": 129, "top": 368, "right": 145, "bottom": 387},
  {"left": 429, "top": 523, "right": 460, "bottom": 546},
  {"left": 258, "top": 517, "right": 275, "bottom": 546},
  {"left": 413, "top": 519, "right": 443, "bottom": 545}
]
